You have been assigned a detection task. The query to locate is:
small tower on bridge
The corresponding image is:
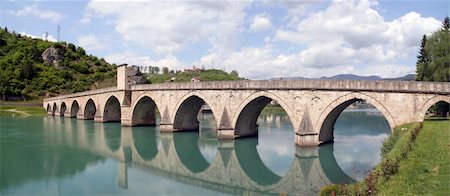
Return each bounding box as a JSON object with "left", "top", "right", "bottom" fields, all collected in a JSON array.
[{"left": 117, "top": 64, "right": 130, "bottom": 91}]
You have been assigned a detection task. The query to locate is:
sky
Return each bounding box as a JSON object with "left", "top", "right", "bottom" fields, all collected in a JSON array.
[{"left": 1, "top": 0, "right": 448, "bottom": 79}]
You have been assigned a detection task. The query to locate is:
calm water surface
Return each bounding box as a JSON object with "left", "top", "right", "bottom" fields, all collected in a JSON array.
[{"left": 0, "top": 108, "right": 390, "bottom": 195}]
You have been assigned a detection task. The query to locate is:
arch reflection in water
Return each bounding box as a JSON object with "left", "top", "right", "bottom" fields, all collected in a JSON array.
[
  {"left": 50, "top": 123, "right": 354, "bottom": 195},
  {"left": 132, "top": 127, "right": 159, "bottom": 161},
  {"left": 333, "top": 109, "right": 390, "bottom": 181}
]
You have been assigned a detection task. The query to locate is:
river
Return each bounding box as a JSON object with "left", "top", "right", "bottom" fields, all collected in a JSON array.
[{"left": 0, "top": 108, "right": 390, "bottom": 195}]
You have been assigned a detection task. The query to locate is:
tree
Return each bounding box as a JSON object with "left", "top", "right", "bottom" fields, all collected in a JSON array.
[
  {"left": 442, "top": 16, "right": 449, "bottom": 31},
  {"left": 415, "top": 17, "right": 450, "bottom": 117},
  {"left": 415, "top": 35, "right": 430, "bottom": 81},
  {"left": 415, "top": 17, "right": 450, "bottom": 82},
  {"left": 162, "top": 67, "right": 169, "bottom": 74},
  {"left": 231, "top": 70, "right": 239, "bottom": 77}
]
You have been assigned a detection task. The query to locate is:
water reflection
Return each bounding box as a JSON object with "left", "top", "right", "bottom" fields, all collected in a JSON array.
[
  {"left": 333, "top": 108, "right": 390, "bottom": 181},
  {"left": 0, "top": 108, "right": 389, "bottom": 195}
]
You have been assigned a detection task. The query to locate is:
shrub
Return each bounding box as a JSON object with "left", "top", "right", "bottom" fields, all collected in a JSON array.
[
  {"left": 364, "top": 170, "right": 379, "bottom": 195},
  {"left": 380, "top": 158, "right": 400, "bottom": 180},
  {"left": 381, "top": 129, "right": 401, "bottom": 155},
  {"left": 320, "top": 184, "right": 347, "bottom": 196}
]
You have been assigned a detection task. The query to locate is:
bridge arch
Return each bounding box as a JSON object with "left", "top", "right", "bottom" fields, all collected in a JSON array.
[
  {"left": 232, "top": 91, "right": 295, "bottom": 137},
  {"left": 173, "top": 92, "right": 218, "bottom": 131},
  {"left": 418, "top": 95, "right": 450, "bottom": 120},
  {"left": 60, "top": 102, "right": 67, "bottom": 117},
  {"left": 52, "top": 102, "right": 58, "bottom": 116},
  {"left": 70, "top": 100, "right": 79, "bottom": 118},
  {"left": 84, "top": 99, "right": 96, "bottom": 120},
  {"left": 103, "top": 95, "right": 121, "bottom": 122},
  {"left": 131, "top": 95, "right": 160, "bottom": 126},
  {"left": 316, "top": 92, "right": 395, "bottom": 144},
  {"left": 46, "top": 103, "right": 51, "bottom": 114}
]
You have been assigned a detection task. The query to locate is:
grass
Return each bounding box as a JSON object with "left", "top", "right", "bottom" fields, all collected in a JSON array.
[
  {"left": 0, "top": 105, "right": 47, "bottom": 117},
  {"left": 320, "top": 119, "right": 450, "bottom": 195},
  {"left": 377, "top": 119, "right": 450, "bottom": 195}
]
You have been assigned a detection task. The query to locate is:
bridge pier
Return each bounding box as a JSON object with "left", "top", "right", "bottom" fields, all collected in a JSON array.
[
  {"left": 63, "top": 111, "right": 71, "bottom": 118},
  {"left": 94, "top": 115, "right": 105, "bottom": 123},
  {"left": 217, "top": 129, "right": 236, "bottom": 139},
  {"left": 295, "top": 133, "right": 320, "bottom": 147},
  {"left": 76, "top": 113, "right": 85, "bottom": 120},
  {"left": 159, "top": 123, "right": 176, "bottom": 132}
]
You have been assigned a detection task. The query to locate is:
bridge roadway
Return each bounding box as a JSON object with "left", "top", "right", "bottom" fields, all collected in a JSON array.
[
  {"left": 43, "top": 64, "right": 450, "bottom": 146},
  {"left": 44, "top": 117, "right": 355, "bottom": 195}
]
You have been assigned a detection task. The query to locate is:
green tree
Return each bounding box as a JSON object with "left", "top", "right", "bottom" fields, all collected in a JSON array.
[
  {"left": 231, "top": 70, "right": 239, "bottom": 77},
  {"left": 415, "top": 17, "right": 450, "bottom": 116},
  {"left": 416, "top": 17, "right": 450, "bottom": 82},
  {"left": 442, "top": 16, "right": 449, "bottom": 31},
  {"left": 415, "top": 35, "right": 430, "bottom": 81},
  {"left": 162, "top": 67, "right": 169, "bottom": 74}
]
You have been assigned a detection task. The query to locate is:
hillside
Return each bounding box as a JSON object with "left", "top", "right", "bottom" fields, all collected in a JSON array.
[
  {"left": 0, "top": 27, "right": 116, "bottom": 100},
  {"left": 146, "top": 68, "right": 242, "bottom": 83}
]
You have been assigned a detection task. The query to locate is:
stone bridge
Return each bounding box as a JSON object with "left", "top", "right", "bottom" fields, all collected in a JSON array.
[
  {"left": 43, "top": 64, "right": 450, "bottom": 146},
  {"left": 44, "top": 117, "right": 354, "bottom": 195}
]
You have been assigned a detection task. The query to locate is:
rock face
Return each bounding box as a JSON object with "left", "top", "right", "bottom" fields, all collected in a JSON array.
[
  {"left": 127, "top": 66, "right": 147, "bottom": 85},
  {"left": 42, "top": 47, "right": 65, "bottom": 69}
]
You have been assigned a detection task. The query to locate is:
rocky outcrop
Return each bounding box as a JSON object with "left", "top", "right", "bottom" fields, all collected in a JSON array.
[
  {"left": 127, "top": 65, "right": 147, "bottom": 85},
  {"left": 42, "top": 46, "right": 65, "bottom": 69}
]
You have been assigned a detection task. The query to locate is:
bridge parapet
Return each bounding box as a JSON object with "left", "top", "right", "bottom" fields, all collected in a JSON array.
[
  {"left": 132, "top": 80, "right": 450, "bottom": 94},
  {"left": 43, "top": 87, "right": 117, "bottom": 102}
]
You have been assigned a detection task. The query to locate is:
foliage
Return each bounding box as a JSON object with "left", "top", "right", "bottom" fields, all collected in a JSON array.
[
  {"left": 381, "top": 127, "right": 401, "bottom": 155},
  {"left": 415, "top": 17, "right": 450, "bottom": 82},
  {"left": 145, "top": 68, "right": 242, "bottom": 84},
  {"left": 0, "top": 27, "right": 116, "bottom": 100},
  {"left": 319, "top": 184, "right": 348, "bottom": 196},
  {"left": 380, "top": 158, "right": 400, "bottom": 180}
]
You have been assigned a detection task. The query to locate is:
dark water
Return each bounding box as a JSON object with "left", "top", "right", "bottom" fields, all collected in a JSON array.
[{"left": 0, "top": 109, "right": 390, "bottom": 195}]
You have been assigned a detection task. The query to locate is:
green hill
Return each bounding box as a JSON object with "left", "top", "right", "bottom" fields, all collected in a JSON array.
[
  {"left": 146, "top": 68, "right": 242, "bottom": 83},
  {"left": 0, "top": 27, "right": 116, "bottom": 100}
]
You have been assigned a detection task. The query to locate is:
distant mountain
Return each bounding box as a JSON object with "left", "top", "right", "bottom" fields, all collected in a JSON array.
[
  {"left": 270, "top": 74, "right": 416, "bottom": 81},
  {"left": 320, "top": 74, "right": 381, "bottom": 80},
  {"left": 383, "top": 74, "right": 416, "bottom": 81}
]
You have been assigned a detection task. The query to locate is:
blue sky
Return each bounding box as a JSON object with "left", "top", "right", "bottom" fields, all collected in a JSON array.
[{"left": 1, "top": 0, "right": 448, "bottom": 79}]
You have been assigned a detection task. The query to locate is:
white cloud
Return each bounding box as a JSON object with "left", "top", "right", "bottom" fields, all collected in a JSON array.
[
  {"left": 105, "top": 52, "right": 185, "bottom": 70},
  {"left": 250, "top": 14, "right": 272, "bottom": 32},
  {"left": 85, "top": 1, "right": 249, "bottom": 54},
  {"left": 78, "top": 35, "right": 108, "bottom": 51},
  {"left": 11, "top": 4, "right": 63, "bottom": 23},
  {"left": 274, "top": 0, "right": 441, "bottom": 66},
  {"left": 90, "top": 0, "right": 442, "bottom": 80},
  {"left": 19, "top": 31, "right": 57, "bottom": 42}
]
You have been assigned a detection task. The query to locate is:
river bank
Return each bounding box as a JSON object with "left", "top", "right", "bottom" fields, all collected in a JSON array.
[
  {"left": 320, "top": 119, "right": 450, "bottom": 195},
  {"left": 0, "top": 101, "right": 46, "bottom": 116}
]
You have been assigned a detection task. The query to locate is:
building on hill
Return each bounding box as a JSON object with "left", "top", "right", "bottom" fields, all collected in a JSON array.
[{"left": 184, "top": 65, "right": 205, "bottom": 73}]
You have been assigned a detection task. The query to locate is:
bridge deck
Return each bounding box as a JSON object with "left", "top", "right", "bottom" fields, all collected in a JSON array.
[{"left": 44, "top": 80, "right": 450, "bottom": 101}]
